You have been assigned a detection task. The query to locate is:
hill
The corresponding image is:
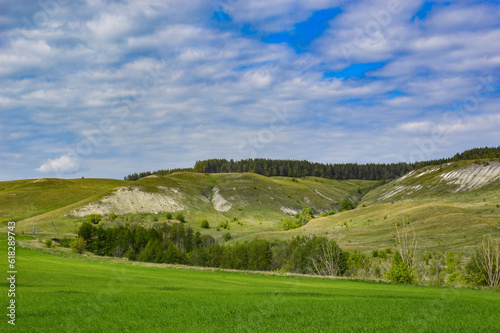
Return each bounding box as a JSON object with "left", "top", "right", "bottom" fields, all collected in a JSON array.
[
  {"left": 266, "top": 160, "right": 500, "bottom": 254},
  {"left": 1, "top": 159, "right": 499, "bottom": 254},
  {"left": 2, "top": 173, "right": 376, "bottom": 240}
]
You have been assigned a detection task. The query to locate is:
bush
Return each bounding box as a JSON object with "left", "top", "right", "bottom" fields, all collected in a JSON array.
[
  {"left": 281, "top": 219, "right": 299, "bottom": 231},
  {"left": 175, "top": 212, "right": 185, "bottom": 222},
  {"left": 125, "top": 248, "right": 137, "bottom": 261},
  {"left": 217, "top": 221, "right": 229, "bottom": 229},
  {"left": 59, "top": 238, "right": 72, "bottom": 248},
  {"left": 166, "top": 212, "right": 173, "bottom": 219},
  {"left": 200, "top": 219, "right": 209, "bottom": 229},
  {"left": 70, "top": 237, "right": 87, "bottom": 254},
  {"left": 45, "top": 239, "right": 53, "bottom": 248},
  {"left": 386, "top": 251, "right": 415, "bottom": 284},
  {"left": 108, "top": 212, "right": 117, "bottom": 220},
  {"left": 223, "top": 232, "right": 232, "bottom": 241},
  {"left": 339, "top": 200, "right": 355, "bottom": 212},
  {"left": 88, "top": 214, "right": 102, "bottom": 224},
  {"left": 465, "top": 237, "right": 500, "bottom": 287}
]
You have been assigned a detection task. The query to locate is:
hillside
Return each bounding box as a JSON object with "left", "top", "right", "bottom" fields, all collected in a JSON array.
[
  {"left": 2, "top": 173, "right": 376, "bottom": 240},
  {"left": 267, "top": 160, "right": 500, "bottom": 254},
  {"left": 1, "top": 159, "right": 499, "bottom": 254}
]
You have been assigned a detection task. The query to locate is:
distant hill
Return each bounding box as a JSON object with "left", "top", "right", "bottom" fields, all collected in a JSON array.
[
  {"left": 2, "top": 173, "right": 376, "bottom": 240},
  {"left": 268, "top": 159, "right": 500, "bottom": 254},
  {"left": 1, "top": 154, "right": 499, "bottom": 254}
]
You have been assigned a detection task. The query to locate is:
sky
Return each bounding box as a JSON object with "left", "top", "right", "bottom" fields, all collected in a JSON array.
[{"left": 0, "top": 0, "right": 499, "bottom": 181}]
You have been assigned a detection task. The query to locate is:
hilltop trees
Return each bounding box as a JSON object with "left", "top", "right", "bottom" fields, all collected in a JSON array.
[{"left": 124, "top": 146, "right": 500, "bottom": 181}]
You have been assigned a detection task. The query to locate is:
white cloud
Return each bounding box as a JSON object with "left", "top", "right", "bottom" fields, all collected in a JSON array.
[{"left": 37, "top": 155, "right": 81, "bottom": 174}]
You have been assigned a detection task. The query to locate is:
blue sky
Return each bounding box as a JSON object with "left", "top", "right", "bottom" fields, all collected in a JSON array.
[{"left": 0, "top": 0, "right": 499, "bottom": 180}]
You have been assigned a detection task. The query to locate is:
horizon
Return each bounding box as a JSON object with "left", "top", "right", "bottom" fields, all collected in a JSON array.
[{"left": 1, "top": 0, "right": 499, "bottom": 181}]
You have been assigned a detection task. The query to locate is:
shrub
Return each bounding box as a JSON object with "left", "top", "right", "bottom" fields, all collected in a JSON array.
[
  {"left": 217, "top": 221, "right": 229, "bottom": 229},
  {"left": 59, "top": 238, "right": 72, "bottom": 248},
  {"left": 223, "top": 232, "right": 232, "bottom": 241},
  {"left": 166, "top": 212, "right": 173, "bottom": 219},
  {"left": 70, "top": 237, "right": 87, "bottom": 254},
  {"left": 281, "top": 219, "right": 299, "bottom": 231},
  {"left": 465, "top": 237, "right": 500, "bottom": 287},
  {"left": 125, "top": 248, "right": 137, "bottom": 261},
  {"left": 88, "top": 214, "right": 101, "bottom": 224},
  {"left": 45, "top": 239, "right": 53, "bottom": 248},
  {"left": 175, "top": 212, "right": 185, "bottom": 222},
  {"left": 108, "top": 212, "right": 117, "bottom": 220},
  {"left": 339, "top": 200, "right": 355, "bottom": 212},
  {"left": 386, "top": 251, "right": 415, "bottom": 284},
  {"left": 200, "top": 219, "right": 209, "bottom": 229}
]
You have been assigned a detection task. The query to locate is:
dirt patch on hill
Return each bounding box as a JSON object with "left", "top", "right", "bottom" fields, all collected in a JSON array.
[
  {"left": 71, "top": 186, "right": 185, "bottom": 216},
  {"left": 439, "top": 162, "right": 500, "bottom": 192}
]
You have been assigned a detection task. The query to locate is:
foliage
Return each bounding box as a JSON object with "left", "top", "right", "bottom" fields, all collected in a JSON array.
[
  {"left": 200, "top": 219, "right": 209, "bottom": 229},
  {"left": 465, "top": 237, "right": 500, "bottom": 287},
  {"left": 223, "top": 232, "right": 232, "bottom": 241},
  {"left": 386, "top": 251, "right": 415, "bottom": 284},
  {"left": 45, "top": 239, "right": 53, "bottom": 248},
  {"left": 88, "top": 214, "right": 102, "bottom": 224},
  {"left": 59, "top": 238, "right": 72, "bottom": 248},
  {"left": 339, "top": 200, "right": 355, "bottom": 212},
  {"left": 70, "top": 237, "right": 87, "bottom": 254},
  {"left": 175, "top": 212, "right": 185, "bottom": 222},
  {"left": 281, "top": 219, "right": 299, "bottom": 231}
]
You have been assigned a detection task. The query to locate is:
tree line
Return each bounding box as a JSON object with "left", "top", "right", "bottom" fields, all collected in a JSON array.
[
  {"left": 75, "top": 222, "right": 349, "bottom": 275},
  {"left": 68, "top": 221, "right": 499, "bottom": 287},
  {"left": 124, "top": 146, "right": 500, "bottom": 181}
]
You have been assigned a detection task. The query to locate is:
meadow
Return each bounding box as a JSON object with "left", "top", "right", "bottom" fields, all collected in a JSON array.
[{"left": 2, "top": 234, "right": 500, "bottom": 332}]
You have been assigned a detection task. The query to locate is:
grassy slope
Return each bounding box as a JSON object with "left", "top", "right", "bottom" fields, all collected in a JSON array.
[
  {"left": 2, "top": 235, "right": 500, "bottom": 332},
  {"left": 0, "top": 178, "right": 126, "bottom": 223},
  {"left": 263, "top": 160, "right": 500, "bottom": 254},
  {"left": 1, "top": 173, "right": 376, "bottom": 241},
  {"left": 2, "top": 160, "right": 499, "bottom": 253}
]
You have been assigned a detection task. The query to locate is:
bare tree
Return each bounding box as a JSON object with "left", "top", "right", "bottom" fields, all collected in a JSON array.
[
  {"left": 396, "top": 221, "right": 418, "bottom": 269},
  {"left": 475, "top": 237, "right": 500, "bottom": 287},
  {"left": 309, "top": 240, "right": 344, "bottom": 276}
]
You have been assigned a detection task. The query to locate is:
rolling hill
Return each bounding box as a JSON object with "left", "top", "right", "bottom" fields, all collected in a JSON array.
[{"left": 1, "top": 159, "right": 499, "bottom": 254}]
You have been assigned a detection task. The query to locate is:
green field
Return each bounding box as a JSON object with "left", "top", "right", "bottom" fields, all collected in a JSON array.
[{"left": 2, "top": 235, "right": 500, "bottom": 332}]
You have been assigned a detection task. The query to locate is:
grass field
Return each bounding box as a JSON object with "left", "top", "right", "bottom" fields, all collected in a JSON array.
[{"left": 2, "top": 234, "right": 500, "bottom": 332}]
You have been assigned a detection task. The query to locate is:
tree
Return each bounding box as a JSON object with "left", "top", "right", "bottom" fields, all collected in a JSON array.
[
  {"left": 175, "top": 212, "right": 185, "bottom": 222},
  {"left": 309, "top": 239, "right": 348, "bottom": 276},
  {"left": 386, "top": 250, "right": 415, "bottom": 284},
  {"left": 338, "top": 200, "right": 355, "bottom": 212},
  {"left": 70, "top": 237, "right": 87, "bottom": 254},
  {"left": 386, "top": 223, "right": 417, "bottom": 284},
  {"left": 466, "top": 237, "right": 500, "bottom": 287},
  {"left": 88, "top": 214, "right": 101, "bottom": 224},
  {"left": 200, "top": 219, "right": 209, "bottom": 229}
]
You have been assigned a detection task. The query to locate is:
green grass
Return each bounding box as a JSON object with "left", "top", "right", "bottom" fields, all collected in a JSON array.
[
  {"left": 0, "top": 178, "right": 126, "bottom": 223},
  {"left": 2, "top": 235, "right": 500, "bottom": 332},
  {"left": 1, "top": 173, "right": 377, "bottom": 243}
]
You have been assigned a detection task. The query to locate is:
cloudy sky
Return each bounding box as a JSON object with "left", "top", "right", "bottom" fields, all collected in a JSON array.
[{"left": 1, "top": 0, "right": 499, "bottom": 181}]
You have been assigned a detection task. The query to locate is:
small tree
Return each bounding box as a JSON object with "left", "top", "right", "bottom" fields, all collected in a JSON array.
[
  {"left": 466, "top": 237, "right": 500, "bottom": 287},
  {"left": 45, "top": 239, "right": 53, "bottom": 248},
  {"left": 200, "top": 219, "right": 209, "bottom": 229},
  {"left": 175, "top": 212, "right": 185, "bottom": 222},
  {"left": 386, "top": 251, "right": 415, "bottom": 284},
  {"left": 386, "top": 223, "right": 417, "bottom": 284},
  {"left": 70, "top": 237, "right": 87, "bottom": 254},
  {"left": 223, "top": 232, "right": 232, "bottom": 241},
  {"left": 339, "top": 200, "right": 354, "bottom": 212},
  {"left": 88, "top": 214, "right": 101, "bottom": 224}
]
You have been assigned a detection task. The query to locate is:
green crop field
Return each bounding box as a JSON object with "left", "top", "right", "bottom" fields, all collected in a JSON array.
[{"left": 2, "top": 234, "right": 500, "bottom": 332}]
